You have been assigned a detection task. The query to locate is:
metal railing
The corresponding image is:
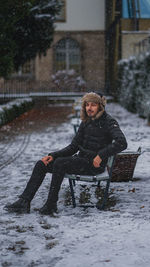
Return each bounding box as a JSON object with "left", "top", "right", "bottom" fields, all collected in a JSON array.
[
  {"left": 0, "top": 79, "right": 102, "bottom": 99},
  {"left": 0, "top": 79, "right": 85, "bottom": 98}
]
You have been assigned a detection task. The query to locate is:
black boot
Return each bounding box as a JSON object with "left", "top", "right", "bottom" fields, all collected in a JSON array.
[
  {"left": 39, "top": 202, "right": 57, "bottom": 215},
  {"left": 4, "top": 198, "right": 30, "bottom": 214},
  {"left": 39, "top": 184, "right": 58, "bottom": 215},
  {"left": 39, "top": 172, "right": 63, "bottom": 215}
]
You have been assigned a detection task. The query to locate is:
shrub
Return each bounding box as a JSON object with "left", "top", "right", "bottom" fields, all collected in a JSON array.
[
  {"left": 51, "top": 69, "right": 86, "bottom": 92},
  {"left": 117, "top": 52, "right": 150, "bottom": 121},
  {"left": 0, "top": 98, "right": 34, "bottom": 126}
]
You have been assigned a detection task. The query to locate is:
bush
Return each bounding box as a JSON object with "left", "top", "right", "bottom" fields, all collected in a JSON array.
[
  {"left": 0, "top": 98, "right": 34, "bottom": 126},
  {"left": 117, "top": 52, "right": 150, "bottom": 121},
  {"left": 51, "top": 69, "right": 86, "bottom": 92}
]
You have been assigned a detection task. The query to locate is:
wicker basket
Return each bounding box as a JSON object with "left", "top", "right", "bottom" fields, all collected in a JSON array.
[{"left": 111, "top": 149, "right": 141, "bottom": 182}]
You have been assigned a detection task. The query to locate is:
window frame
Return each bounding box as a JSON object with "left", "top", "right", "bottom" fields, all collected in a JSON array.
[
  {"left": 11, "top": 60, "right": 35, "bottom": 79},
  {"left": 53, "top": 37, "right": 81, "bottom": 74}
]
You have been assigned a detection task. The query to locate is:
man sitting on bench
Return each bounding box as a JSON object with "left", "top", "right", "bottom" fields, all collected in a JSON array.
[{"left": 4, "top": 92, "right": 127, "bottom": 215}]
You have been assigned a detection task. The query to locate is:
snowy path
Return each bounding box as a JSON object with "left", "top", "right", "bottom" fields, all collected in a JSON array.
[{"left": 0, "top": 102, "right": 150, "bottom": 267}]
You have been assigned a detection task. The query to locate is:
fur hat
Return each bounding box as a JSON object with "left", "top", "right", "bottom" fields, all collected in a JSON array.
[{"left": 80, "top": 92, "right": 106, "bottom": 122}]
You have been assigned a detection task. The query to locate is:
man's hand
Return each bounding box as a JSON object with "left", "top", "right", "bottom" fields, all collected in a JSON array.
[
  {"left": 41, "top": 155, "right": 53, "bottom": 166},
  {"left": 93, "top": 155, "right": 102, "bottom": 168}
]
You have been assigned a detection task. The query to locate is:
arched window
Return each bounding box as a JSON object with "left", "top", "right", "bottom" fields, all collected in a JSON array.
[{"left": 54, "top": 38, "right": 81, "bottom": 73}]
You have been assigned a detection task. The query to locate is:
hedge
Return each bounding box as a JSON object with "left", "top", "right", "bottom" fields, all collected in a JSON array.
[
  {"left": 0, "top": 98, "right": 34, "bottom": 126},
  {"left": 117, "top": 52, "right": 150, "bottom": 122}
]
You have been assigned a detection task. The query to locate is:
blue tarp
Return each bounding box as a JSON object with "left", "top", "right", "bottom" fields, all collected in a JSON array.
[{"left": 123, "top": 0, "right": 150, "bottom": 18}]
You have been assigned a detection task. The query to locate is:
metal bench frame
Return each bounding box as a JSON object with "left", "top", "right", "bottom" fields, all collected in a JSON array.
[{"left": 64, "top": 155, "right": 116, "bottom": 210}]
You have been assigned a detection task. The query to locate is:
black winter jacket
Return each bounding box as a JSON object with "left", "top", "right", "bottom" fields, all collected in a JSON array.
[{"left": 50, "top": 111, "right": 127, "bottom": 169}]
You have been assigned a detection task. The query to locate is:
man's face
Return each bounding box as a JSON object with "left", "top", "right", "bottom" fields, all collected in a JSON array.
[{"left": 85, "top": 102, "right": 99, "bottom": 118}]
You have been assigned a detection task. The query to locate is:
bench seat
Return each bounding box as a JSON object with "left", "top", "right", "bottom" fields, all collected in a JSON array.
[{"left": 64, "top": 170, "right": 109, "bottom": 182}]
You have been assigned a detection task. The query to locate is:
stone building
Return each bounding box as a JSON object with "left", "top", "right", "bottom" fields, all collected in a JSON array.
[
  {"left": 19, "top": 0, "right": 105, "bottom": 93},
  {"left": 2, "top": 0, "right": 150, "bottom": 95},
  {"left": 105, "top": 0, "right": 150, "bottom": 94}
]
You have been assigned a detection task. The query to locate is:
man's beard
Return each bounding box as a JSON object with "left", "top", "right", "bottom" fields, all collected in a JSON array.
[{"left": 87, "top": 110, "right": 97, "bottom": 118}]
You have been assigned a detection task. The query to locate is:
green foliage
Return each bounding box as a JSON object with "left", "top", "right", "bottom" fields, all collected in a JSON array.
[
  {"left": 13, "top": 0, "right": 61, "bottom": 69},
  {"left": 0, "top": 0, "right": 61, "bottom": 78},
  {"left": 0, "top": 98, "right": 34, "bottom": 126},
  {"left": 117, "top": 52, "right": 150, "bottom": 120},
  {"left": 0, "top": 0, "right": 33, "bottom": 77}
]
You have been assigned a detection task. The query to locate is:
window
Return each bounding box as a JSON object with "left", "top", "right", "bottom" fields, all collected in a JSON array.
[
  {"left": 21, "top": 60, "right": 34, "bottom": 75},
  {"left": 134, "top": 37, "right": 150, "bottom": 54},
  {"left": 123, "top": 0, "right": 150, "bottom": 18},
  {"left": 11, "top": 60, "right": 35, "bottom": 78},
  {"left": 140, "top": 0, "right": 150, "bottom": 18},
  {"left": 54, "top": 38, "right": 81, "bottom": 73},
  {"left": 56, "top": 0, "right": 66, "bottom": 22}
]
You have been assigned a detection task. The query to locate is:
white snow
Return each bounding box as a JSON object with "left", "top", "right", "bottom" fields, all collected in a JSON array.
[
  {"left": 35, "top": 14, "right": 53, "bottom": 19},
  {"left": 0, "top": 98, "right": 33, "bottom": 125},
  {"left": 0, "top": 102, "right": 150, "bottom": 267},
  {"left": 0, "top": 98, "right": 32, "bottom": 111}
]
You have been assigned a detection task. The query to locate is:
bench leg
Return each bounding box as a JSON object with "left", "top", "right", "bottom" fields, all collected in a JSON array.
[
  {"left": 97, "top": 181, "right": 101, "bottom": 187},
  {"left": 69, "top": 179, "right": 76, "bottom": 208},
  {"left": 97, "top": 180, "right": 111, "bottom": 210}
]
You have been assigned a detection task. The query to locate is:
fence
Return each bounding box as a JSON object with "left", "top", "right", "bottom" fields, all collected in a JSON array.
[{"left": 0, "top": 78, "right": 95, "bottom": 99}]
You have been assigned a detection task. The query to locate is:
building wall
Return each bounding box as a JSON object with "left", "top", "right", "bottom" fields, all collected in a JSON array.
[
  {"left": 35, "top": 50, "right": 52, "bottom": 82},
  {"left": 121, "top": 19, "right": 150, "bottom": 31},
  {"left": 122, "top": 31, "right": 150, "bottom": 59},
  {"left": 121, "top": 19, "right": 150, "bottom": 60},
  {"left": 35, "top": 30, "right": 105, "bottom": 91},
  {"left": 3, "top": 0, "right": 106, "bottom": 93},
  {"left": 55, "top": 0, "right": 105, "bottom": 31}
]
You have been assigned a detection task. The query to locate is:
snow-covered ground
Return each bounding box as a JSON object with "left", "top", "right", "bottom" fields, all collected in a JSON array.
[{"left": 0, "top": 102, "right": 150, "bottom": 267}]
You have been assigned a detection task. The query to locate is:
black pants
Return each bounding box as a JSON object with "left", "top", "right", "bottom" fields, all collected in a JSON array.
[{"left": 20, "top": 155, "right": 104, "bottom": 203}]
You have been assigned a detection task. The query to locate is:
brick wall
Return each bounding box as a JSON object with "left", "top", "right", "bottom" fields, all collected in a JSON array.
[
  {"left": 122, "top": 32, "right": 149, "bottom": 59},
  {"left": 35, "top": 31, "right": 105, "bottom": 92},
  {"left": 121, "top": 18, "right": 150, "bottom": 31}
]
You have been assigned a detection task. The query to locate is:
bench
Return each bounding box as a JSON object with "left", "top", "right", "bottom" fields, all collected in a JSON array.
[
  {"left": 64, "top": 155, "right": 116, "bottom": 210},
  {"left": 72, "top": 104, "right": 80, "bottom": 133},
  {"left": 64, "top": 147, "right": 141, "bottom": 209},
  {"left": 71, "top": 119, "right": 80, "bottom": 134}
]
